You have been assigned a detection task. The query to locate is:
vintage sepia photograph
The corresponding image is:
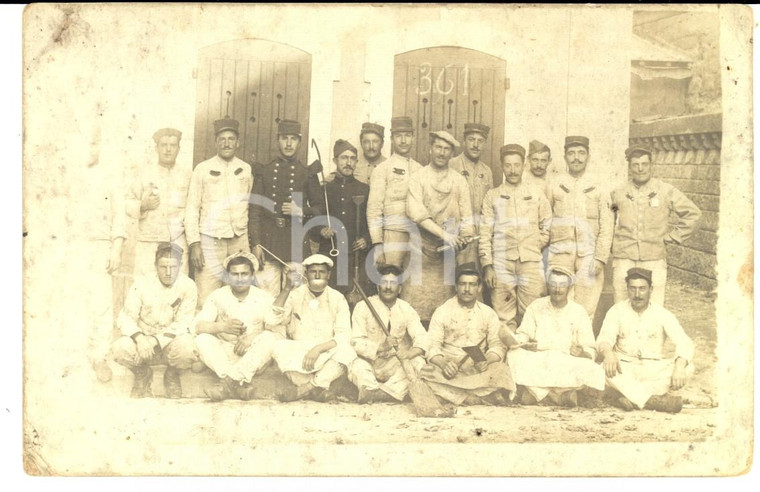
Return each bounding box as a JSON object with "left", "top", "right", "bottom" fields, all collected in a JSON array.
[{"left": 20, "top": 3, "right": 753, "bottom": 477}]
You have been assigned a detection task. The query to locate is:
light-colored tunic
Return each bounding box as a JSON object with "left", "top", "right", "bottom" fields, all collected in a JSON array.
[
  {"left": 271, "top": 285, "right": 357, "bottom": 374},
  {"left": 118, "top": 273, "right": 198, "bottom": 348},
  {"left": 507, "top": 297, "right": 605, "bottom": 399},
  {"left": 192, "top": 285, "right": 284, "bottom": 382},
  {"left": 597, "top": 300, "right": 695, "bottom": 408},
  {"left": 404, "top": 165, "right": 475, "bottom": 321},
  {"left": 349, "top": 296, "right": 429, "bottom": 400},
  {"left": 366, "top": 153, "right": 422, "bottom": 244},
  {"left": 185, "top": 155, "right": 252, "bottom": 245},
  {"left": 354, "top": 154, "right": 386, "bottom": 185},
  {"left": 422, "top": 297, "right": 515, "bottom": 404}
]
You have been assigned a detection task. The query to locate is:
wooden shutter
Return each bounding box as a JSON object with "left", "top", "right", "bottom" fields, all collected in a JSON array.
[
  {"left": 194, "top": 39, "right": 312, "bottom": 166},
  {"left": 393, "top": 46, "right": 507, "bottom": 183}
]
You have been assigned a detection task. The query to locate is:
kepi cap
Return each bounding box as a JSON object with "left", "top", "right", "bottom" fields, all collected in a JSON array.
[
  {"left": 528, "top": 139, "right": 550, "bottom": 156},
  {"left": 463, "top": 122, "right": 490, "bottom": 138},
  {"left": 500, "top": 143, "right": 526, "bottom": 160},
  {"left": 153, "top": 128, "right": 182, "bottom": 143},
  {"left": 360, "top": 122, "right": 385, "bottom": 139},
  {"left": 214, "top": 118, "right": 239, "bottom": 135},
  {"left": 390, "top": 116, "right": 414, "bottom": 133},
  {"left": 333, "top": 139, "right": 358, "bottom": 158},
  {"left": 455, "top": 262, "right": 481, "bottom": 281},
  {"left": 303, "top": 253, "right": 334, "bottom": 269},
  {"left": 625, "top": 267, "right": 652, "bottom": 285},
  {"left": 564, "top": 135, "right": 589, "bottom": 150},
  {"left": 429, "top": 130, "right": 460, "bottom": 149},
  {"left": 277, "top": 119, "right": 302, "bottom": 136},
  {"left": 625, "top": 143, "right": 653, "bottom": 160},
  {"left": 155, "top": 241, "right": 184, "bottom": 259}
]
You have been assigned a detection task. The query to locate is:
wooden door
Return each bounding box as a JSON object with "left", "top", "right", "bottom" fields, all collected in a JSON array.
[
  {"left": 193, "top": 39, "right": 312, "bottom": 166},
  {"left": 393, "top": 46, "right": 507, "bottom": 183}
]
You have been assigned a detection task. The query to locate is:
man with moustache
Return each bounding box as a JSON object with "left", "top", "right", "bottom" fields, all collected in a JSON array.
[
  {"left": 480, "top": 144, "right": 552, "bottom": 330},
  {"left": 185, "top": 118, "right": 253, "bottom": 308},
  {"left": 448, "top": 123, "right": 493, "bottom": 267},
  {"left": 420, "top": 265, "right": 515, "bottom": 406},
  {"left": 503, "top": 267, "right": 605, "bottom": 407},
  {"left": 127, "top": 128, "right": 191, "bottom": 277},
  {"left": 250, "top": 119, "right": 325, "bottom": 298},
  {"left": 194, "top": 252, "right": 285, "bottom": 401},
  {"left": 597, "top": 268, "right": 694, "bottom": 413},
  {"left": 353, "top": 122, "right": 387, "bottom": 185},
  {"left": 270, "top": 254, "right": 357, "bottom": 402},
  {"left": 546, "top": 136, "right": 614, "bottom": 320},
  {"left": 111, "top": 243, "right": 199, "bottom": 398},
  {"left": 366, "top": 116, "right": 422, "bottom": 270},
  {"left": 405, "top": 130, "right": 475, "bottom": 324},
  {"left": 318, "top": 139, "right": 370, "bottom": 296},
  {"left": 349, "top": 265, "right": 429, "bottom": 403},
  {"left": 609, "top": 144, "right": 701, "bottom": 305},
  {"left": 449, "top": 123, "right": 493, "bottom": 219},
  {"left": 522, "top": 140, "right": 554, "bottom": 196}
]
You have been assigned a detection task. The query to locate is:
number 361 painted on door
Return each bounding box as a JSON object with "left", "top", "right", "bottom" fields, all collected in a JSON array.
[{"left": 416, "top": 63, "right": 470, "bottom": 96}]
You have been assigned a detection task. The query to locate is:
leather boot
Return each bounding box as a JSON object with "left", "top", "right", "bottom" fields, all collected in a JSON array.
[
  {"left": 204, "top": 376, "right": 237, "bottom": 401},
  {"left": 130, "top": 365, "right": 153, "bottom": 398},
  {"left": 645, "top": 394, "right": 683, "bottom": 413},
  {"left": 557, "top": 390, "right": 578, "bottom": 408},
  {"left": 163, "top": 367, "right": 182, "bottom": 399}
]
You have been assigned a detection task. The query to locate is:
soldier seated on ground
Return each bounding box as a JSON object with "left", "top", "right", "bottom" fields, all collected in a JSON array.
[
  {"left": 194, "top": 252, "right": 286, "bottom": 401},
  {"left": 111, "top": 243, "right": 199, "bottom": 398},
  {"left": 597, "top": 268, "right": 695, "bottom": 413},
  {"left": 348, "top": 265, "right": 429, "bottom": 403},
  {"left": 502, "top": 266, "right": 605, "bottom": 407},
  {"left": 419, "top": 264, "right": 515, "bottom": 406},
  {"left": 270, "top": 254, "right": 357, "bottom": 402}
]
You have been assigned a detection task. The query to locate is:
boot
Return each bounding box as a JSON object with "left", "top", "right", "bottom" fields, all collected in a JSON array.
[
  {"left": 163, "top": 367, "right": 182, "bottom": 399},
  {"left": 236, "top": 383, "right": 258, "bottom": 401},
  {"left": 557, "top": 390, "right": 578, "bottom": 408},
  {"left": 519, "top": 387, "right": 538, "bottom": 406},
  {"left": 204, "top": 376, "right": 237, "bottom": 401},
  {"left": 645, "top": 394, "right": 682, "bottom": 413},
  {"left": 358, "top": 387, "right": 389, "bottom": 404},
  {"left": 614, "top": 396, "right": 635, "bottom": 412},
  {"left": 130, "top": 365, "right": 153, "bottom": 398},
  {"left": 92, "top": 360, "right": 113, "bottom": 383}
]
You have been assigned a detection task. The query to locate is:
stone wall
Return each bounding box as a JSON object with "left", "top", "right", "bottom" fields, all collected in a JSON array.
[{"left": 629, "top": 112, "right": 721, "bottom": 291}]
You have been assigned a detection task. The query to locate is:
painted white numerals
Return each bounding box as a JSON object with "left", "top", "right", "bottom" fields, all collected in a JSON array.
[{"left": 416, "top": 63, "right": 469, "bottom": 96}]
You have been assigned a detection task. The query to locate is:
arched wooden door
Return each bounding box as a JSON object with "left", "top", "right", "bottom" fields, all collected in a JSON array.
[
  {"left": 193, "top": 39, "right": 312, "bottom": 166},
  {"left": 393, "top": 46, "right": 507, "bottom": 183}
]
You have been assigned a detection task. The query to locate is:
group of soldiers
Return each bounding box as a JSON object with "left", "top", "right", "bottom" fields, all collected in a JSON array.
[{"left": 85, "top": 113, "right": 702, "bottom": 413}]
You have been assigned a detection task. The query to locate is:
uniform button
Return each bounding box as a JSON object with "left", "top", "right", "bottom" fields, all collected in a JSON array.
[
  {"left": 289, "top": 187, "right": 293, "bottom": 191},
  {"left": 274, "top": 177, "right": 278, "bottom": 181}
]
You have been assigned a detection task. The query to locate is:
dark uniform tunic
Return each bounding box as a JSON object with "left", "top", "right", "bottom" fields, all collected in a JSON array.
[
  {"left": 318, "top": 175, "right": 371, "bottom": 296},
  {"left": 249, "top": 156, "right": 325, "bottom": 263}
]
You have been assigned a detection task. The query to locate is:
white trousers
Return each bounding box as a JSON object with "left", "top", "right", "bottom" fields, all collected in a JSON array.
[
  {"left": 606, "top": 358, "right": 694, "bottom": 409},
  {"left": 195, "top": 331, "right": 282, "bottom": 383}
]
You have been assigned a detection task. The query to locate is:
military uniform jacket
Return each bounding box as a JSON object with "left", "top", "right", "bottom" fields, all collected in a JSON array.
[
  {"left": 448, "top": 153, "right": 493, "bottom": 220},
  {"left": 610, "top": 178, "right": 701, "bottom": 261},
  {"left": 547, "top": 171, "right": 613, "bottom": 262},
  {"left": 249, "top": 156, "right": 326, "bottom": 262},
  {"left": 321, "top": 175, "right": 370, "bottom": 250},
  {"left": 479, "top": 181, "right": 552, "bottom": 266}
]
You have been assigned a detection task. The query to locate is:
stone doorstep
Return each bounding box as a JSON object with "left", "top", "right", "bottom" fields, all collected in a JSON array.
[{"left": 105, "top": 363, "right": 359, "bottom": 401}]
